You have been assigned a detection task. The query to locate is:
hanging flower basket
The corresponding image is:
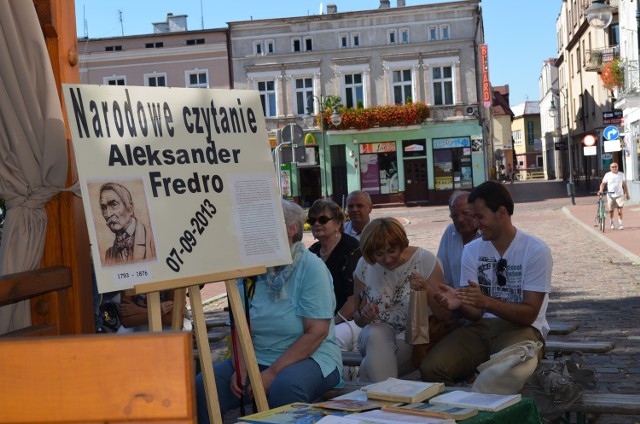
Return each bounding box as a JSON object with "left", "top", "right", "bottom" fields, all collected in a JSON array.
[{"left": 600, "top": 59, "right": 624, "bottom": 90}]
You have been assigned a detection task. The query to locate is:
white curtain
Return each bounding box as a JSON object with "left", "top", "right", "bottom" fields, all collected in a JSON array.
[{"left": 0, "top": 1, "right": 69, "bottom": 334}]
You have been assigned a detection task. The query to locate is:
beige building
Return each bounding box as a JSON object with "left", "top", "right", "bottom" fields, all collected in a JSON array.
[
  {"left": 78, "top": 13, "right": 230, "bottom": 89},
  {"left": 511, "top": 101, "right": 542, "bottom": 178}
]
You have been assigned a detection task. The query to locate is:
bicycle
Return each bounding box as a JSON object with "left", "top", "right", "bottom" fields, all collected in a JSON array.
[{"left": 594, "top": 192, "right": 607, "bottom": 233}]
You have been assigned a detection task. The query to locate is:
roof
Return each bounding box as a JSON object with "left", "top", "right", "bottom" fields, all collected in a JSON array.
[{"left": 511, "top": 101, "right": 540, "bottom": 117}]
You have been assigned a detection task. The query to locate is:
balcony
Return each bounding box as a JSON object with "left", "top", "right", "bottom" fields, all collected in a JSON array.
[
  {"left": 615, "top": 60, "right": 640, "bottom": 108},
  {"left": 585, "top": 45, "right": 620, "bottom": 72}
]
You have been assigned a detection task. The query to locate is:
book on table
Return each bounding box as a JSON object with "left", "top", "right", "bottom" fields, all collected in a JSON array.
[
  {"left": 381, "top": 402, "right": 478, "bottom": 420},
  {"left": 428, "top": 390, "right": 521, "bottom": 412},
  {"left": 362, "top": 378, "right": 445, "bottom": 404},
  {"left": 316, "top": 409, "right": 455, "bottom": 424},
  {"left": 239, "top": 402, "right": 348, "bottom": 424},
  {"left": 314, "top": 399, "right": 382, "bottom": 412}
]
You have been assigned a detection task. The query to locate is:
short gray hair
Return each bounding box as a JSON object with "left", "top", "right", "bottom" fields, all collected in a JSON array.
[
  {"left": 448, "top": 190, "right": 469, "bottom": 210},
  {"left": 347, "top": 190, "right": 372, "bottom": 206},
  {"left": 280, "top": 199, "right": 305, "bottom": 242}
]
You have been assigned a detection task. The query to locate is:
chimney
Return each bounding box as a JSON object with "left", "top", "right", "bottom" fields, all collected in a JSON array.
[
  {"left": 397, "top": 0, "right": 406, "bottom": 6},
  {"left": 327, "top": 4, "right": 337, "bottom": 14},
  {"left": 379, "top": 0, "right": 391, "bottom": 8}
]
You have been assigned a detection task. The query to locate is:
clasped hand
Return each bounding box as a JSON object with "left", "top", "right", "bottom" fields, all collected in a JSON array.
[{"left": 435, "top": 280, "right": 486, "bottom": 311}]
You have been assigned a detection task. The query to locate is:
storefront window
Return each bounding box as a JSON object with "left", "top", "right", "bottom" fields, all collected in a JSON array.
[
  {"left": 433, "top": 137, "right": 473, "bottom": 190},
  {"left": 359, "top": 142, "right": 399, "bottom": 195}
]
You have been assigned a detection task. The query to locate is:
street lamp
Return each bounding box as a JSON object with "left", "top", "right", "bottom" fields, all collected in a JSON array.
[
  {"left": 585, "top": 0, "right": 614, "bottom": 30},
  {"left": 303, "top": 95, "right": 342, "bottom": 198},
  {"left": 549, "top": 90, "right": 576, "bottom": 205}
]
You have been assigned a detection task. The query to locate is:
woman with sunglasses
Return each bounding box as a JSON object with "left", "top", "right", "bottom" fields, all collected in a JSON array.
[
  {"left": 307, "top": 199, "right": 362, "bottom": 351},
  {"left": 352, "top": 217, "right": 451, "bottom": 382},
  {"left": 195, "top": 200, "right": 341, "bottom": 422}
]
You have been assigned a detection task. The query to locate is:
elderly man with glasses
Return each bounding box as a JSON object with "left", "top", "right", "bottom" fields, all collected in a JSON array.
[
  {"left": 437, "top": 190, "right": 480, "bottom": 290},
  {"left": 599, "top": 162, "right": 630, "bottom": 230},
  {"left": 419, "top": 181, "right": 552, "bottom": 387}
]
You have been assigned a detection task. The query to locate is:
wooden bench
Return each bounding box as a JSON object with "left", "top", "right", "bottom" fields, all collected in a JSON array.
[
  {"left": 0, "top": 332, "right": 196, "bottom": 423},
  {"left": 566, "top": 393, "right": 640, "bottom": 421},
  {"left": 548, "top": 321, "right": 579, "bottom": 336},
  {"left": 0, "top": 266, "right": 73, "bottom": 337},
  {"left": 545, "top": 340, "right": 615, "bottom": 357}
]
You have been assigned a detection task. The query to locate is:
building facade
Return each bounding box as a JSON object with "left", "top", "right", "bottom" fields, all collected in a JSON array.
[
  {"left": 228, "top": 0, "right": 488, "bottom": 206},
  {"left": 78, "top": 14, "right": 230, "bottom": 90},
  {"left": 555, "top": 0, "right": 622, "bottom": 191}
]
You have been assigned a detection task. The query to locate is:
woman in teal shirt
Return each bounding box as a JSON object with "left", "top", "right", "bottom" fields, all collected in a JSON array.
[{"left": 196, "top": 200, "right": 342, "bottom": 422}]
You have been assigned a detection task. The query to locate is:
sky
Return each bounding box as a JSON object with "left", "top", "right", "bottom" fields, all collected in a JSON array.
[{"left": 74, "top": 0, "right": 560, "bottom": 107}]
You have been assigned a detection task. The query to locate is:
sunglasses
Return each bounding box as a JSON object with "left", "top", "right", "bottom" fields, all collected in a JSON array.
[
  {"left": 307, "top": 216, "right": 333, "bottom": 225},
  {"left": 496, "top": 258, "right": 507, "bottom": 287}
]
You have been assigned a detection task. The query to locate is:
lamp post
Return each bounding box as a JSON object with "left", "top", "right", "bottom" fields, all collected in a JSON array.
[
  {"left": 585, "top": 0, "right": 614, "bottom": 30},
  {"left": 304, "top": 95, "right": 342, "bottom": 199},
  {"left": 549, "top": 89, "right": 576, "bottom": 205}
]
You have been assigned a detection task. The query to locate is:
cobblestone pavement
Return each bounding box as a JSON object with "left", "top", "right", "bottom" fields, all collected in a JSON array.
[{"left": 204, "top": 180, "right": 640, "bottom": 423}]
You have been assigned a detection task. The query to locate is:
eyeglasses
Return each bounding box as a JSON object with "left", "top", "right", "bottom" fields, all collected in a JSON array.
[
  {"left": 449, "top": 210, "right": 472, "bottom": 220},
  {"left": 496, "top": 258, "right": 507, "bottom": 287},
  {"left": 307, "top": 216, "right": 333, "bottom": 225}
]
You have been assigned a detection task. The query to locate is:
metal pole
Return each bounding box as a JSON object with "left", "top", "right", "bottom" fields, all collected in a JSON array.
[{"left": 563, "top": 88, "right": 576, "bottom": 205}]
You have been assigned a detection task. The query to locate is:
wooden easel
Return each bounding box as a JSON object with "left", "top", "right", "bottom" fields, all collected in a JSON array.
[{"left": 130, "top": 266, "right": 268, "bottom": 424}]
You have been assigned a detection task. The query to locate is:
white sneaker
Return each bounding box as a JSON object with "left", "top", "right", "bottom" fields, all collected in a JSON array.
[
  {"left": 610, "top": 222, "right": 615, "bottom": 230},
  {"left": 618, "top": 224, "right": 623, "bottom": 230}
]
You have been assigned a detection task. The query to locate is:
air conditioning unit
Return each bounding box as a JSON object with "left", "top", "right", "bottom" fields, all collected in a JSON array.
[{"left": 465, "top": 105, "right": 479, "bottom": 116}]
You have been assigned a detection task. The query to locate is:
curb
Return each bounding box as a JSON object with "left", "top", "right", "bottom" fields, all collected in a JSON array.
[{"left": 562, "top": 206, "right": 640, "bottom": 265}]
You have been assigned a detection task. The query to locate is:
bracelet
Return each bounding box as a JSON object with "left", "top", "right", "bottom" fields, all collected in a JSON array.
[{"left": 336, "top": 311, "right": 348, "bottom": 323}]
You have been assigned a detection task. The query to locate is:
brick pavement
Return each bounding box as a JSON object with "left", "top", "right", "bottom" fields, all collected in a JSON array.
[{"left": 201, "top": 180, "right": 640, "bottom": 423}]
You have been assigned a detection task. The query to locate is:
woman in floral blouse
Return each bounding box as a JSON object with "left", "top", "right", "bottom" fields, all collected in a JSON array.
[{"left": 352, "top": 217, "right": 450, "bottom": 382}]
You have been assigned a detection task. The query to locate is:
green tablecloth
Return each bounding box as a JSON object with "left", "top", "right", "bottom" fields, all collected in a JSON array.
[{"left": 460, "top": 397, "right": 543, "bottom": 424}]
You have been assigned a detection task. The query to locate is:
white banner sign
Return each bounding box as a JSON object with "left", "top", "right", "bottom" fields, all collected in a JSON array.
[
  {"left": 583, "top": 146, "right": 597, "bottom": 156},
  {"left": 63, "top": 84, "right": 290, "bottom": 293},
  {"left": 604, "top": 139, "right": 622, "bottom": 153}
]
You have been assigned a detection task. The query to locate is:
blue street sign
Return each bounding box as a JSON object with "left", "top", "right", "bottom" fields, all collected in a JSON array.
[{"left": 603, "top": 125, "right": 619, "bottom": 141}]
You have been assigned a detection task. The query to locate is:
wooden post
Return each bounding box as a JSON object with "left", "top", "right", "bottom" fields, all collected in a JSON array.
[{"left": 132, "top": 266, "right": 266, "bottom": 424}]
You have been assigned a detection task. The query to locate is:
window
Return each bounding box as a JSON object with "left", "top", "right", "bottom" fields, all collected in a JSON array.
[
  {"left": 340, "top": 34, "right": 349, "bottom": 48},
  {"left": 433, "top": 137, "right": 472, "bottom": 190},
  {"left": 253, "top": 41, "right": 263, "bottom": 55},
  {"left": 359, "top": 143, "right": 398, "bottom": 195},
  {"left": 258, "top": 80, "right": 276, "bottom": 117},
  {"left": 536, "top": 156, "right": 544, "bottom": 168},
  {"left": 186, "top": 70, "right": 208, "bottom": 88},
  {"left": 304, "top": 37, "right": 313, "bottom": 51},
  {"left": 145, "top": 42, "right": 163, "bottom": 48},
  {"left": 344, "top": 73, "right": 364, "bottom": 109},
  {"left": 351, "top": 33, "right": 360, "bottom": 47},
  {"left": 186, "top": 39, "right": 205, "bottom": 45},
  {"left": 295, "top": 78, "right": 314, "bottom": 115},
  {"left": 145, "top": 73, "right": 167, "bottom": 87},
  {"left": 400, "top": 28, "right": 409, "bottom": 44},
  {"left": 387, "top": 29, "right": 397, "bottom": 45},
  {"left": 392, "top": 69, "right": 412, "bottom": 105},
  {"left": 104, "top": 76, "right": 125, "bottom": 85},
  {"left": 105, "top": 45, "right": 122, "bottom": 52},
  {"left": 513, "top": 130, "right": 523, "bottom": 146},
  {"left": 428, "top": 26, "right": 438, "bottom": 41},
  {"left": 292, "top": 37, "right": 302, "bottom": 52},
  {"left": 266, "top": 40, "right": 275, "bottom": 54},
  {"left": 440, "top": 25, "right": 450, "bottom": 40},
  {"left": 432, "top": 66, "right": 453, "bottom": 105}
]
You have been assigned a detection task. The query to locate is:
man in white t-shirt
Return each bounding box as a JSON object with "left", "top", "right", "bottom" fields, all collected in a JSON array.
[
  {"left": 419, "top": 181, "right": 552, "bottom": 386},
  {"left": 599, "top": 162, "right": 630, "bottom": 230},
  {"left": 344, "top": 190, "right": 372, "bottom": 240}
]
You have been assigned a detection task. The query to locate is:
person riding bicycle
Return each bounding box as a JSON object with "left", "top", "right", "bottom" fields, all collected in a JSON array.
[{"left": 598, "top": 162, "right": 630, "bottom": 230}]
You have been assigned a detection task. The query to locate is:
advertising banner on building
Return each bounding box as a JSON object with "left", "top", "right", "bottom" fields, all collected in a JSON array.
[{"left": 63, "top": 84, "right": 290, "bottom": 293}]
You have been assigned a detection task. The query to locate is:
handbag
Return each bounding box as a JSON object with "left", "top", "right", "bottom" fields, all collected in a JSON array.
[
  {"left": 404, "top": 289, "right": 430, "bottom": 345},
  {"left": 472, "top": 340, "right": 543, "bottom": 395},
  {"left": 521, "top": 352, "right": 596, "bottom": 421}
]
